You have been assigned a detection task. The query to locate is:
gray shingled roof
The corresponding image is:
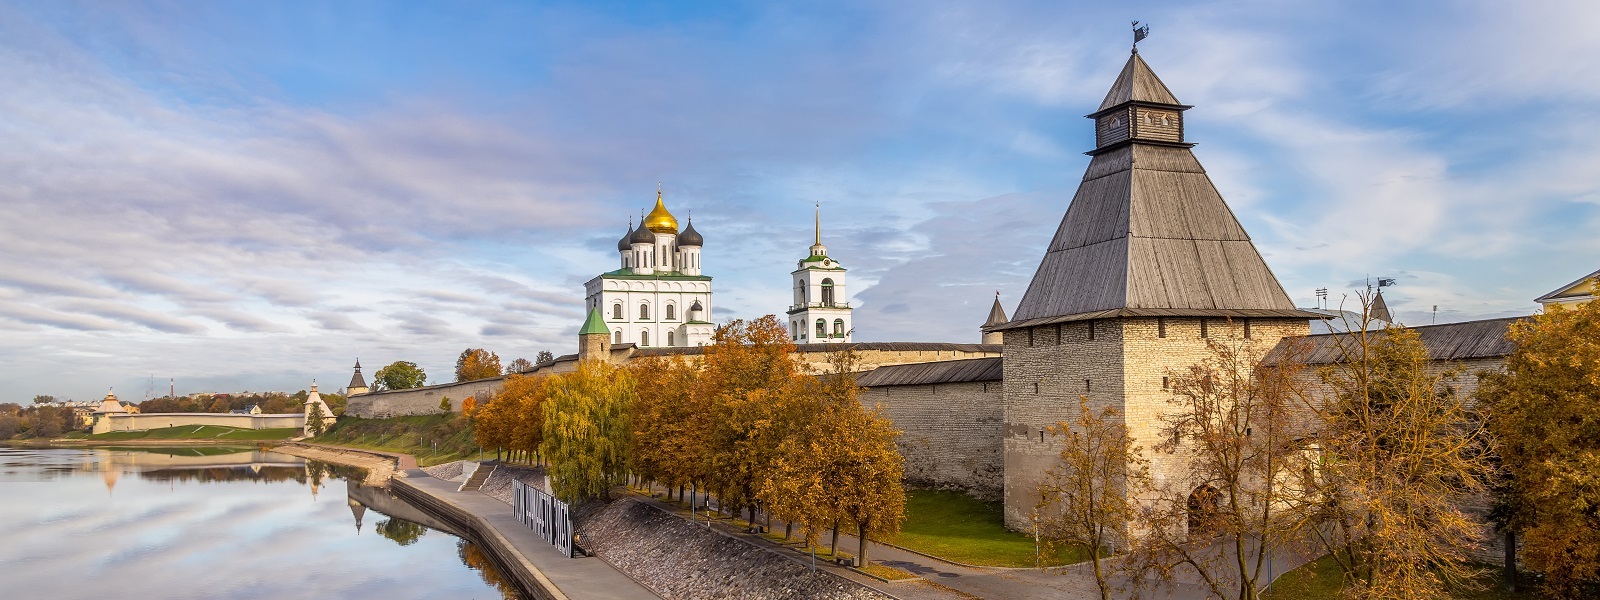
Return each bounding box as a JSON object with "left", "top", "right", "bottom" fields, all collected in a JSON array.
[
  {"left": 631, "top": 341, "right": 1002, "bottom": 358},
  {"left": 1264, "top": 316, "right": 1525, "bottom": 366},
  {"left": 1097, "top": 52, "right": 1182, "bottom": 112},
  {"left": 983, "top": 296, "right": 1009, "bottom": 328},
  {"left": 1000, "top": 52, "right": 1313, "bottom": 332},
  {"left": 857, "top": 357, "right": 1002, "bottom": 387}
]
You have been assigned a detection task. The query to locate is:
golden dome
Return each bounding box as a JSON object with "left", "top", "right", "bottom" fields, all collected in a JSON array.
[{"left": 643, "top": 190, "right": 679, "bottom": 234}]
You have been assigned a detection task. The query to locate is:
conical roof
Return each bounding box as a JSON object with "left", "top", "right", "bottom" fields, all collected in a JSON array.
[
  {"left": 348, "top": 359, "right": 367, "bottom": 390},
  {"left": 579, "top": 307, "right": 610, "bottom": 336},
  {"left": 983, "top": 294, "right": 1009, "bottom": 328},
  {"left": 1001, "top": 52, "right": 1313, "bottom": 330},
  {"left": 1370, "top": 289, "right": 1393, "bottom": 323},
  {"left": 1096, "top": 51, "right": 1182, "bottom": 112}
]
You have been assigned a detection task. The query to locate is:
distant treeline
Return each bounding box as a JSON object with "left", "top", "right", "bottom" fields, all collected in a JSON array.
[{"left": 136, "top": 390, "right": 347, "bottom": 416}]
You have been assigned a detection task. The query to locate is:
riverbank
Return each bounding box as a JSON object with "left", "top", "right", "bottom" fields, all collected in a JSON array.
[{"left": 271, "top": 441, "right": 410, "bottom": 486}]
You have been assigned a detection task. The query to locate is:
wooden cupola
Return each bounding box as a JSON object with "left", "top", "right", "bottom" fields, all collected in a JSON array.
[{"left": 1087, "top": 49, "right": 1194, "bottom": 155}]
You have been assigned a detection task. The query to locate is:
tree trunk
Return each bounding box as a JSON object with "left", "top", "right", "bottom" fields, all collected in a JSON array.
[
  {"left": 830, "top": 520, "right": 840, "bottom": 555},
  {"left": 785, "top": 521, "right": 793, "bottom": 541},
  {"left": 857, "top": 520, "right": 870, "bottom": 566},
  {"left": 1504, "top": 529, "right": 1517, "bottom": 592}
]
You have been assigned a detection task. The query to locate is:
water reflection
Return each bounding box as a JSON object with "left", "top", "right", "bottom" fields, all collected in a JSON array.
[{"left": 0, "top": 446, "right": 520, "bottom": 600}]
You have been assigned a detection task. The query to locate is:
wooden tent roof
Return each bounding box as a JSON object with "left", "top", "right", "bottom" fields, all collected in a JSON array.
[
  {"left": 1097, "top": 51, "right": 1183, "bottom": 112},
  {"left": 999, "top": 54, "right": 1312, "bottom": 331},
  {"left": 857, "top": 357, "right": 1002, "bottom": 387},
  {"left": 983, "top": 295, "right": 1009, "bottom": 328},
  {"left": 1264, "top": 316, "right": 1525, "bottom": 366}
]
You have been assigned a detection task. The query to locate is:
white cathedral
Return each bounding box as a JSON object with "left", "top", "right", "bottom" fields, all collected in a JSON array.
[
  {"left": 584, "top": 191, "right": 854, "bottom": 347},
  {"left": 585, "top": 190, "right": 714, "bottom": 348}
]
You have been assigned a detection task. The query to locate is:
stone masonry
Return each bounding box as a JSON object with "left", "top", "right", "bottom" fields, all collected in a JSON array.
[{"left": 860, "top": 379, "right": 1004, "bottom": 499}]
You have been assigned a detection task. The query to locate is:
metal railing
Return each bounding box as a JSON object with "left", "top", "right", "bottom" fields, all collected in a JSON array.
[{"left": 511, "top": 479, "right": 574, "bottom": 558}]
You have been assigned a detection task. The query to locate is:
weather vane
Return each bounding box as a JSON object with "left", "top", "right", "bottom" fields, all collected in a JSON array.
[{"left": 1132, "top": 21, "right": 1150, "bottom": 52}]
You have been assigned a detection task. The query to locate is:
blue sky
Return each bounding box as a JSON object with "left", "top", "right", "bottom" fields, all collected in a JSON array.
[{"left": 3, "top": 0, "right": 1597, "bottom": 401}]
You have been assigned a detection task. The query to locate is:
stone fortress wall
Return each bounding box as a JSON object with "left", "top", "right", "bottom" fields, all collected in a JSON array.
[
  {"left": 857, "top": 358, "right": 1005, "bottom": 500},
  {"left": 93, "top": 412, "right": 306, "bottom": 435}
]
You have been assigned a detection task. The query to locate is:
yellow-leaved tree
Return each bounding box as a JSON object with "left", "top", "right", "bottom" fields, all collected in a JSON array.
[
  {"left": 696, "top": 316, "right": 803, "bottom": 526},
  {"left": 541, "top": 360, "right": 635, "bottom": 502},
  {"left": 1480, "top": 288, "right": 1600, "bottom": 598},
  {"left": 627, "top": 355, "right": 705, "bottom": 500}
]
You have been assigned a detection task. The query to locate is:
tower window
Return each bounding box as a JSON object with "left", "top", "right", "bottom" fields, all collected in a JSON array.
[
  {"left": 1162, "top": 376, "right": 1170, "bottom": 390},
  {"left": 1243, "top": 319, "right": 1252, "bottom": 339},
  {"left": 1088, "top": 320, "right": 1096, "bottom": 341},
  {"left": 1158, "top": 317, "right": 1167, "bottom": 338},
  {"left": 821, "top": 279, "right": 836, "bottom": 307},
  {"left": 639, "top": 303, "right": 650, "bottom": 320},
  {"left": 1027, "top": 328, "right": 1035, "bottom": 347},
  {"left": 833, "top": 319, "right": 845, "bottom": 337},
  {"left": 815, "top": 319, "right": 826, "bottom": 339},
  {"left": 612, "top": 304, "right": 623, "bottom": 320},
  {"left": 1085, "top": 379, "right": 1092, "bottom": 393},
  {"left": 1200, "top": 318, "right": 1209, "bottom": 338}
]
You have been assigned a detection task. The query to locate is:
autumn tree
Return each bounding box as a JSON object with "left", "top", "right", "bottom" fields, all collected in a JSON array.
[
  {"left": 32, "top": 395, "right": 55, "bottom": 405},
  {"left": 473, "top": 374, "right": 548, "bottom": 463},
  {"left": 1280, "top": 298, "right": 1493, "bottom": 600},
  {"left": 1038, "top": 396, "right": 1152, "bottom": 600},
  {"left": 505, "top": 357, "right": 535, "bottom": 374},
  {"left": 1128, "top": 337, "right": 1312, "bottom": 600},
  {"left": 541, "top": 360, "right": 635, "bottom": 502},
  {"left": 627, "top": 355, "right": 704, "bottom": 498},
  {"left": 455, "top": 348, "right": 502, "bottom": 382},
  {"left": 536, "top": 350, "right": 555, "bottom": 364},
  {"left": 696, "top": 316, "right": 803, "bottom": 525},
  {"left": 1480, "top": 291, "right": 1600, "bottom": 598},
  {"left": 373, "top": 361, "right": 427, "bottom": 391}
]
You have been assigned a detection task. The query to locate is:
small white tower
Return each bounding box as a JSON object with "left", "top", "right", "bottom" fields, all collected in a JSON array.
[
  {"left": 788, "top": 205, "right": 852, "bottom": 343},
  {"left": 303, "top": 382, "right": 335, "bottom": 436}
]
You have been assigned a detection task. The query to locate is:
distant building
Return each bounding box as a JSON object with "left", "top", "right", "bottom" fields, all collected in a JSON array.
[
  {"left": 229, "top": 405, "right": 262, "bottom": 415},
  {"left": 1536, "top": 268, "right": 1597, "bottom": 309},
  {"left": 347, "top": 359, "right": 369, "bottom": 396},
  {"left": 585, "top": 189, "right": 714, "bottom": 349},
  {"left": 787, "top": 207, "right": 853, "bottom": 343}
]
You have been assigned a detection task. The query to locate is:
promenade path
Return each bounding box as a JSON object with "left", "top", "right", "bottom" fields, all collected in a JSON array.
[{"left": 399, "top": 472, "right": 660, "bottom": 600}]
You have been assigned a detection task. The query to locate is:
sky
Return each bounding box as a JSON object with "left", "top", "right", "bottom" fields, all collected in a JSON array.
[{"left": 3, "top": 0, "right": 1597, "bottom": 402}]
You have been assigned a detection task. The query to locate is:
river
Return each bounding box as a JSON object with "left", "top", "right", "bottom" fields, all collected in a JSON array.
[{"left": 0, "top": 446, "right": 520, "bottom": 599}]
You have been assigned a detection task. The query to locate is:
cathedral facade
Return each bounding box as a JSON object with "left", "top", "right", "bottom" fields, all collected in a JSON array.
[{"left": 584, "top": 191, "right": 714, "bottom": 348}]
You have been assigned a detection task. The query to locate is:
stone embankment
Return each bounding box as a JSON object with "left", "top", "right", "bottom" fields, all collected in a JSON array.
[
  {"left": 577, "top": 499, "right": 894, "bottom": 600},
  {"left": 272, "top": 442, "right": 402, "bottom": 486}
]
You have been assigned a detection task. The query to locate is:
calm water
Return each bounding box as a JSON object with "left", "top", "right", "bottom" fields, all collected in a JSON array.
[{"left": 0, "top": 446, "right": 519, "bottom": 600}]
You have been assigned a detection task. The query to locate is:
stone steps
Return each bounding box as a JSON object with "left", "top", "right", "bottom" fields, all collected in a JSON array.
[{"left": 458, "top": 462, "right": 495, "bottom": 492}]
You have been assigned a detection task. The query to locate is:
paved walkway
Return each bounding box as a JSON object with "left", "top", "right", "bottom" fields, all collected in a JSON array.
[
  {"left": 400, "top": 472, "right": 659, "bottom": 600},
  {"left": 292, "top": 441, "right": 419, "bottom": 469}
]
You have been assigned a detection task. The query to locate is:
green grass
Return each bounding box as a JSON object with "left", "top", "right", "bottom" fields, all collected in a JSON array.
[
  {"left": 860, "top": 563, "right": 918, "bottom": 581},
  {"left": 888, "top": 489, "right": 1091, "bottom": 568},
  {"left": 311, "top": 414, "right": 485, "bottom": 467},
  {"left": 87, "top": 425, "right": 300, "bottom": 441},
  {"left": 1264, "top": 555, "right": 1539, "bottom": 600}
]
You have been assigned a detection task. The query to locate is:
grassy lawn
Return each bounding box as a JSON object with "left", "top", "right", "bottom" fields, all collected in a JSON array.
[
  {"left": 887, "top": 489, "right": 1090, "bottom": 568},
  {"left": 87, "top": 425, "right": 300, "bottom": 441},
  {"left": 312, "top": 414, "right": 486, "bottom": 467},
  {"left": 1264, "top": 555, "right": 1539, "bottom": 600}
]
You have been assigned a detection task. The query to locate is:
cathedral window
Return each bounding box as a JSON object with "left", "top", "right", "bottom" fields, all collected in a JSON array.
[
  {"left": 821, "top": 279, "right": 836, "bottom": 307},
  {"left": 667, "top": 331, "right": 675, "bottom": 346},
  {"left": 614, "top": 330, "right": 622, "bottom": 344},
  {"left": 640, "top": 330, "right": 650, "bottom": 346},
  {"left": 666, "top": 304, "right": 676, "bottom": 320},
  {"left": 832, "top": 319, "right": 845, "bottom": 336},
  {"left": 640, "top": 303, "right": 650, "bottom": 320},
  {"left": 612, "top": 304, "right": 623, "bottom": 320}
]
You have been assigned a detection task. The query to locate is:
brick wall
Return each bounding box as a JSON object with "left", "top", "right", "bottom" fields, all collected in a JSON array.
[{"left": 860, "top": 380, "right": 1004, "bottom": 499}]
